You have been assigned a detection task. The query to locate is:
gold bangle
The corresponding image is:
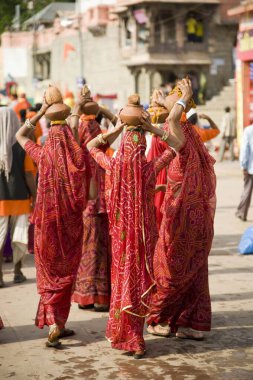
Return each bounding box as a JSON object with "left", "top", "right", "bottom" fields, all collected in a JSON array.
[
  {"left": 70, "top": 113, "right": 80, "bottom": 118},
  {"left": 25, "top": 119, "right": 36, "bottom": 129},
  {"left": 161, "top": 131, "right": 169, "bottom": 141},
  {"left": 97, "top": 133, "right": 107, "bottom": 145}
]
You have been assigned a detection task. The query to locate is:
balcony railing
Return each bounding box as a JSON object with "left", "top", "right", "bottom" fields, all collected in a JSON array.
[{"left": 148, "top": 40, "right": 208, "bottom": 54}]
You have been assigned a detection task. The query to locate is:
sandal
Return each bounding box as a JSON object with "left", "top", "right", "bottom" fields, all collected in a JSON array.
[
  {"left": 0, "top": 278, "right": 4, "bottom": 288},
  {"left": 176, "top": 327, "right": 204, "bottom": 341},
  {"left": 59, "top": 328, "right": 75, "bottom": 338},
  {"left": 46, "top": 325, "right": 61, "bottom": 348},
  {"left": 147, "top": 324, "right": 170, "bottom": 337},
  {"left": 78, "top": 304, "right": 94, "bottom": 310},
  {"left": 133, "top": 350, "right": 145, "bottom": 359},
  {"left": 14, "top": 273, "right": 27, "bottom": 284},
  {"left": 94, "top": 304, "right": 109, "bottom": 312}
]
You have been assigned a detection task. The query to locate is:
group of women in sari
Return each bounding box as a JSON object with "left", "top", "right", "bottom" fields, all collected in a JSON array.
[{"left": 15, "top": 77, "right": 216, "bottom": 358}]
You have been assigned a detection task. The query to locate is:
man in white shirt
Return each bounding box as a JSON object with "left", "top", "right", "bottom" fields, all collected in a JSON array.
[
  {"left": 218, "top": 107, "right": 236, "bottom": 161},
  {"left": 236, "top": 124, "right": 253, "bottom": 221}
]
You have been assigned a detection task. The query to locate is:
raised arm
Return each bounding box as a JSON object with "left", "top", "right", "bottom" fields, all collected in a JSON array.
[
  {"left": 16, "top": 99, "right": 49, "bottom": 149},
  {"left": 141, "top": 78, "right": 193, "bottom": 151},
  {"left": 69, "top": 96, "right": 91, "bottom": 144},
  {"left": 199, "top": 114, "right": 219, "bottom": 130},
  {"left": 87, "top": 121, "right": 125, "bottom": 151},
  {"left": 99, "top": 106, "right": 118, "bottom": 127}
]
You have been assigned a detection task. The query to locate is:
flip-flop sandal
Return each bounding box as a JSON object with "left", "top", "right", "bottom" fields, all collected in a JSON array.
[
  {"left": 147, "top": 325, "right": 170, "bottom": 337},
  {"left": 46, "top": 340, "right": 62, "bottom": 348},
  {"left": 133, "top": 351, "right": 146, "bottom": 359},
  {"left": 94, "top": 305, "right": 109, "bottom": 312},
  {"left": 78, "top": 304, "right": 94, "bottom": 310},
  {"left": 59, "top": 328, "right": 75, "bottom": 338}
]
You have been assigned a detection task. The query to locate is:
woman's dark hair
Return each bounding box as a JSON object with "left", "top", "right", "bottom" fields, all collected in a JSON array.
[
  {"left": 188, "top": 113, "right": 198, "bottom": 125},
  {"left": 19, "top": 109, "right": 27, "bottom": 123}
]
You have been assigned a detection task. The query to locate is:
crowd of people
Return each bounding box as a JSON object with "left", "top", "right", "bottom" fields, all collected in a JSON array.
[{"left": 0, "top": 78, "right": 219, "bottom": 358}]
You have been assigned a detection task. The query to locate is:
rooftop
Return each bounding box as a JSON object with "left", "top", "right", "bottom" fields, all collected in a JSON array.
[
  {"left": 228, "top": 1, "right": 253, "bottom": 16},
  {"left": 116, "top": 0, "right": 220, "bottom": 5},
  {"left": 24, "top": 2, "right": 75, "bottom": 27}
]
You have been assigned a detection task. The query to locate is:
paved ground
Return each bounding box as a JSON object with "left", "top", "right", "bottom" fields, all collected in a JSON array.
[{"left": 0, "top": 160, "right": 253, "bottom": 380}]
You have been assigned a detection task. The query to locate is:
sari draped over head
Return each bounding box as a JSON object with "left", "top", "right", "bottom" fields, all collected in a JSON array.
[
  {"left": 90, "top": 129, "right": 176, "bottom": 351},
  {"left": 25, "top": 124, "right": 86, "bottom": 329},
  {"left": 78, "top": 114, "right": 107, "bottom": 212},
  {"left": 147, "top": 135, "right": 168, "bottom": 229},
  {"left": 72, "top": 114, "right": 111, "bottom": 306},
  {"left": 148, "top": 120, "right": 216, "bottom": 332}
]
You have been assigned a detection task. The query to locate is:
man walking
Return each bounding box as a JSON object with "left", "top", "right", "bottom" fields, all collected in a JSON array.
[
  {"left": 218, "top": 107, "right": 236, "bottom": 161},
  {"left": 236, "top": 124, "right": 253, "bottom": 221}
]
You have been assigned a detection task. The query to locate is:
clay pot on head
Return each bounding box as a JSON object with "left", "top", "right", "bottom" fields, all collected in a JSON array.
[
  {"left": 80, "top": 85, "right": 99, "bottom": 115},
  {"left": 81, "top": 101, "right": 99, "bottom": 116},
  {"left": 45, "top": 103, "right": 71, "bottom": 121},
  {"left": 119, "top": 94, "right": 144, "bottom": 126},
  {"left": 45, "top": 85, "right": 63, "bottom": 105}
]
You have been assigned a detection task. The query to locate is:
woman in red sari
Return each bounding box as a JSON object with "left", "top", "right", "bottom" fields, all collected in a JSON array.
[
  {"left": 73, "top": 113, "right": 112, "bottom": 311},
  {"left": 146, "top": 79, "right": 216, "bottom": 340},
  {"left": 86, "top": 110, "right": 180, "bottom": 358},
  {"left": 16, "top": 97, "right": 87, "bottom": 347}
]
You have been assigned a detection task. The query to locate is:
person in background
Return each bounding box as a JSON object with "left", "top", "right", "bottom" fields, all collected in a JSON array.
[
  {"left": 218, "top": 107, "right": 236, "bottom": 162},
  {"left": 8, "top": 94, "right": 18, "bottom": 109},
  {"left": 64, "top": 91, "right": 75, "bottom": 109},
  {"left": 196, "top": 17, "right": 204, "bottom": 43},
  {"left": 187, "top": 109, "right": 220, "bottom": 143},
  {"left": 0, "top": 108, "right": 36, "bottom": 287},
  {"left": 19, "top": 109, "right": 27, "bottom": 125},
  {"left": 14, "top": 94, "right": 31, "bottom": 121},
  {"left": 72, "top": 107, "right": 115, "bottom": 312},
  {"left": 186, "top": 13, "right": 197, "bottom": 42},
  {"left": 236, "top": 124, "right": 253, "bottom": 222}
]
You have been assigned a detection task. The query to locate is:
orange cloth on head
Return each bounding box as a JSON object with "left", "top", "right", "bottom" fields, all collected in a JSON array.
[
  {"left": 0, "top": 154, "right": 33, "bottom": 216},
  {"left": 193, "top": 125, "right": 220, "bottom": 142}
]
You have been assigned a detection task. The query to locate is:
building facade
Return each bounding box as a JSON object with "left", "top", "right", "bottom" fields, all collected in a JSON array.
[
  {"left": 229, "top": 1, "right": 253, "bottom": 135},
  {"left": 0, "top": 0, "right": 240, "bottom": 107}
]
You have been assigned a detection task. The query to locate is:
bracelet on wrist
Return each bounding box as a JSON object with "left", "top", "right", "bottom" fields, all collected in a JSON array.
[
  {"left": 97, "top": 133, "right": 107, "bottom": 145},
  {"left": 161, "top": 131, "right": 169, "bottom": 142},
  {"left": 70, "top": 113, "right": 80, "bottom": 118},
  {"left": 175, "top": 99, "right": 187, "bottom": 111},
  {"left": 25, "top": 118, "right": 36, "bottom": 130}
]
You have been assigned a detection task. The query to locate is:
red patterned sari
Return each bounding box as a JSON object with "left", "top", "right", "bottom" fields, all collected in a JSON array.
[
  {"left": 73, "top": 115, "right": 111, "bottom": 306},
  {"left": 90, "top": 130, "right": 175, "bottom": 352},
  {"left": 24, "top": 123, "right": 86, "bottom": 329},
  {"left": 147, "top": 135, "right": 168, "bottom": 229},
  {"left": 147, "top": 121, "right": 216, "bottom": 332}
]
